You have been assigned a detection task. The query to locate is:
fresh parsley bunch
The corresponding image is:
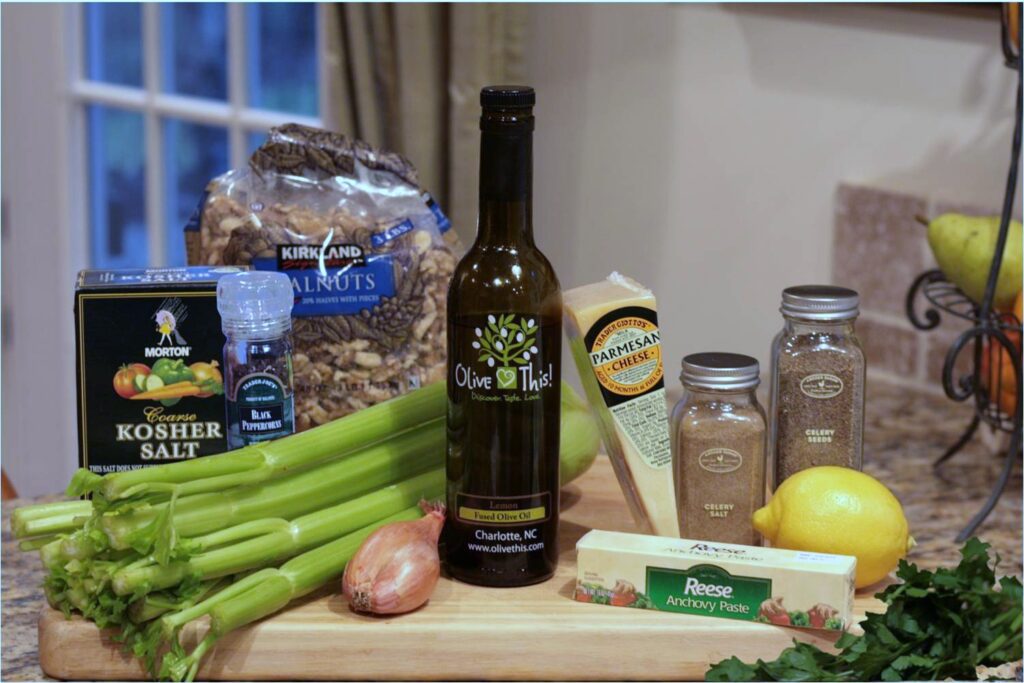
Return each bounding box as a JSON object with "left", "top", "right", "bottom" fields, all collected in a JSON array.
[{"left": 706, "top": 538, "right": 1023, "bottom": 681}]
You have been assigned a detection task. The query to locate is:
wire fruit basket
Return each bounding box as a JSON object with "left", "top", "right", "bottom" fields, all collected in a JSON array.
[{"left": 905, "top": 4, "right": 1022, "bottom": 542}]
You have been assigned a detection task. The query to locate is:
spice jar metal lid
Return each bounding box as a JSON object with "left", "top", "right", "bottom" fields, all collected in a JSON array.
[
  {"left": 780, "top": 285, "right": 859, "bottom": 321},
  {"left": 681, "top": 352, "right": 760, "bottom": 391}
]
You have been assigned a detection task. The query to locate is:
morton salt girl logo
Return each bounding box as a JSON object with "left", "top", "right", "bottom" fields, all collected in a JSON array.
[
  {"left": 146, "top": 298, "right": 192, "bottom": 358},
  {"left": 453, "top": 314, "right": 553, "bottom": 396}
]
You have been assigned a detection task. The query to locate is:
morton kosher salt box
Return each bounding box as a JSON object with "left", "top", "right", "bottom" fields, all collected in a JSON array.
[
  {"left": 575, "top": 529, "right": 856, "bottom": 631},
  {"left": 74, "top": 267, "right": 245, "bottom": 473}
]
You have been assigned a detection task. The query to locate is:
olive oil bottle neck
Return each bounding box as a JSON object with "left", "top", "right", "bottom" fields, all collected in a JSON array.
[{"left": 477, "top": 129, "right": 533, "bottom": 245}]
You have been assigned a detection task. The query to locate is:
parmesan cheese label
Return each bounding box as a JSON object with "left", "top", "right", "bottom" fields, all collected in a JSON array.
[
  {"left": 587, "top": 313, "right": 663, "bottom": 397},
  {"left": 583, "top": 307, "right": 671, "bottom": 471}
]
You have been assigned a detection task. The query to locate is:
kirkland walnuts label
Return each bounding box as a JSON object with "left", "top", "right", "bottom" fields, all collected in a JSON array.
[{"left": 583, "top": 307, "right": 671, "bottom": 470}]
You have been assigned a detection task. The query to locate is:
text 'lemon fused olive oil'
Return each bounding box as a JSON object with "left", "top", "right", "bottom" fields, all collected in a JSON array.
[{"left": 445, "top": 86, "right": 562, "bottom": 587}]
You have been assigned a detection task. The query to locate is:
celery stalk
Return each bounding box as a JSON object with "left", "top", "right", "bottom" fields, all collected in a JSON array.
[
  {"left": 11, "top": 500, "right": 92, "bottom": 537},
  {"left": 19, "top": 536, "right": 58, "bottom": 551},
  {"left": 112, "top": 468, "right": 444, "bottom": 595},
  {"left": 17, "top": 511, "right": 90, "bottom": 538},
  {"left": 16, "top": 383, "right": 604, "bottom": 682},
  {"left": 79, "top": 382, "right": 446, "bottom": 501},
  {"left": 100, "top": 419, "right": 444, "bottom": 554},
  {"left": 161, "top": 507, "right": 422, "bottom": 682},
  {"left": 188, "top": 519, "right": 292, "bottom": 550},
  {"left": 128, "top": 578, "right": 228, "bottom": 624}
]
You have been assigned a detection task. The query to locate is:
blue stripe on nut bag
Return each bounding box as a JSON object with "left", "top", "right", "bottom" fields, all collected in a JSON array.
[
  {"left": 371, "top": 219, "right": 415, "bottom": 248},
  {"left": 422, "top": 192, "right": 452, "bottom": 233}
]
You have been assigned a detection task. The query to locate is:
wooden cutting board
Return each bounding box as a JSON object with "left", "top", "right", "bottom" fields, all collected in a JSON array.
[{"left": 38, "top": 458, "right": 885, "bottom": 680}]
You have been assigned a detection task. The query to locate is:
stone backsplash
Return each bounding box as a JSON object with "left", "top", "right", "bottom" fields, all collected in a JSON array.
[{"left": 833, "top": 182, "right": 1019, "bottom": 395}]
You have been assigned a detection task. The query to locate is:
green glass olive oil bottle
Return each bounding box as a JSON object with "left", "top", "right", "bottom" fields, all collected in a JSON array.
[{"left": 444, "top": 86, "right": 562, "bottom": 587}]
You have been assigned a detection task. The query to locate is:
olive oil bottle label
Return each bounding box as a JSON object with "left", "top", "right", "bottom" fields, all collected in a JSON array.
[
  {"left": 453, "top": 314, "right": 554, "bottom": 401},
  {"left": 582, "top": 307, "right": 671, "bottom": 470},
  {"left": 446, "top": 312, "right": 561, "bottom": 584},
  {"left": 456, "top": 492, "right": 551, "bottom": 525}
]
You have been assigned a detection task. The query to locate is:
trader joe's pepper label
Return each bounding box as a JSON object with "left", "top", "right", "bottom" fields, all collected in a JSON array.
[{"left": 227, "top": 373, "right": 295, "bottom": 444}]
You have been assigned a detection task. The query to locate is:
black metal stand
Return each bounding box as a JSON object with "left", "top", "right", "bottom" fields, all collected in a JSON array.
[{"left": 905, "top": 10, "right": 1022, "bottom": 543}]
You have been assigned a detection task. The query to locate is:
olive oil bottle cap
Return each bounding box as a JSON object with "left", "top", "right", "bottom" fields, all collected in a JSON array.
[
  {"left": 780, "top": 285, "right": 859, "bottom": 321},
  {"left": 217, "top": 271, "right": 294, "bottom": 338},
  {"left": 681, "top": 352, "right": 760, "bottom": 392},
  {"left": 481, "top": 85, "right": 535, "bottom": 108}
]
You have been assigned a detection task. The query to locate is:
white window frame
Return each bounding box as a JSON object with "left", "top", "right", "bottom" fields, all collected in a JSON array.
[{"left": 65, "top": 3, "right": 331, "bottom": 267}]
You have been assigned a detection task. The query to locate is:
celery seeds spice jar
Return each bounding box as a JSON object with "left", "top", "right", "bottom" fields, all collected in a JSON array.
[{"left": 769, "top": 285, "right": 865, "bottom": 489}]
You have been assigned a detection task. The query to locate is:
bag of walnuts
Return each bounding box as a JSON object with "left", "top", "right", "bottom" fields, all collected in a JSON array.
[{"left": 186, "top": 123, "right": 461, "bottom": 430}]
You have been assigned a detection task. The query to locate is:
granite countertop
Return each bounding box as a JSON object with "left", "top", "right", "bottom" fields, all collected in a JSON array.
[{"left": 3, "top": 383, "right": 1021, "bottom": 681}]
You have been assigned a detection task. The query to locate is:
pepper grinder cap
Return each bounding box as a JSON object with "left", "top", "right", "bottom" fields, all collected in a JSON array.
[
  {"left": 681, "top": 352, "right": 760, "bottom": 391},
  {"left": 217, "top": 271, "right": 294, "bottom": 337},
  {"left": 781, "top": 285, "right": 859, "bottom": 321}
]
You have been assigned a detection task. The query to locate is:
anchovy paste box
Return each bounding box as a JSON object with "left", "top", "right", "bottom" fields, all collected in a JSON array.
[
  {"left": 575, "top": 530, "right": 856, "bottom": 630},
  {"left": 74, "top": 267, "right": 246, "bottom": 473}
]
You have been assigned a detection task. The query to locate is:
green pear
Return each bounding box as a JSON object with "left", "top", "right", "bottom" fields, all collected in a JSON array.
[{"left": 926, "top": 213, "right": 1023, "bottom": 308}]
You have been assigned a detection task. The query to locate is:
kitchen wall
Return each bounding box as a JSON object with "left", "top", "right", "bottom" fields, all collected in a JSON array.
[{"left": 524, "top": 4, "right": 1019, "bottom": 387}]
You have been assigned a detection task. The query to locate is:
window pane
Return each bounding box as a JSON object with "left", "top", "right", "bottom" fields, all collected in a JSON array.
[
  {"left": 83, "top": 3, "right": 143, "bottom": 87},
  {"left": 163, "top": 120, "right": 229, "bottom": 266},
  {"left": 246, "top": 4, "right": 318, "bottom": 116},
  {"left": 87, "top": 106, "right": 147, "bottom": 268},
  {"left": 160, "top": 4, "right": 227, "bottom": 100},
  {"left": 248, "top": 130, "right": 268, "bottom": 156}
]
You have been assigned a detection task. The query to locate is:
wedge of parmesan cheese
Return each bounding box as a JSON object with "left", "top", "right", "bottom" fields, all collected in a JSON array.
[{"left": 563, "top": 273, "right": 680, "bottom": 537}]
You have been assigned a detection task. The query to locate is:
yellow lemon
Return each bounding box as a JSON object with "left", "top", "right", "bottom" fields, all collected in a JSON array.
[{"left": 752, "top": 466, "right": 914, "bottom": 588}]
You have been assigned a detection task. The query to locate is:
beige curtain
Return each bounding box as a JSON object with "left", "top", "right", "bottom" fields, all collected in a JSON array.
[{"left": 324, "top": 3, "right": 526, "bottom": 243}]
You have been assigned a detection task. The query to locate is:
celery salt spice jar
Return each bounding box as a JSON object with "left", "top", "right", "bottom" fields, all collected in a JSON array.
[
  {"left": 769, "top": 285, "right": 865, "bottom": 489},
  {"left": 671, "top": 353, "right": 766, "bottom": 546},
  {"left": 218, "top": 271, "right": 296, "bottom": 449}
]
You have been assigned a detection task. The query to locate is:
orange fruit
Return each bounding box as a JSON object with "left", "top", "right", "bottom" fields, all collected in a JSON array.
[{"left": 981, "top": 338, "right": 1019, "bottom": 416}]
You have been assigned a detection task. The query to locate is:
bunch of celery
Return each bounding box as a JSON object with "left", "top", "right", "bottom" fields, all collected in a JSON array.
[{"left": 13, "top": 381, "right": 600, "bottom": 681}]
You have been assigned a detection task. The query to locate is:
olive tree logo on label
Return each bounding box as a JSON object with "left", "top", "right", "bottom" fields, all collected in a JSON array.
[
  {"left": 473, "top": 314, "right": 539, "bottom": 391},
  {"left": 454, "top": 313, "right": 553, "bottom": 396},
  {"left": 799, "top": 373, "right": 844, "bottom": 399}
]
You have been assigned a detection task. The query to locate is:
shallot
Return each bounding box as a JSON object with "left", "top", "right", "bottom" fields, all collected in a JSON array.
[{"left": 342, "top": 500, "right": 445, "bottom": 614}]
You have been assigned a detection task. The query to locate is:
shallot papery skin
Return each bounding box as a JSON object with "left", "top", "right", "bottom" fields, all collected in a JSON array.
[{"left": 342, "top": 501, "right": 445, "bottom": 615}]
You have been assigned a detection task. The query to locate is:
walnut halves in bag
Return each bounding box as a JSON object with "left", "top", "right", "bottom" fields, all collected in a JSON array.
[{"left": 186, "top": 123, "right": 461, "bottom": 429}]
